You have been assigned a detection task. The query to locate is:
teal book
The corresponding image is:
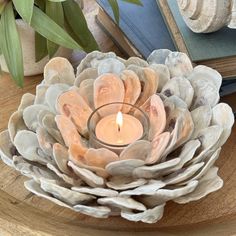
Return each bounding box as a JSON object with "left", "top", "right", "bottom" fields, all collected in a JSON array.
[{"left": 157, "top": 0, "right": 236, "bottom": 78}]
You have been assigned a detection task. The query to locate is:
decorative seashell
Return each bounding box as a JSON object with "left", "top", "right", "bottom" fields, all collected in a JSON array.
[
  {"left": 44, "top": 57, "right": 75, "bottom": 85},
  {"left": 84, "top": 148, "right": 119, "bottom": 169},
  {"left": 13, "top": 156, "right": 58, "bottom": 182},
  {"left": 98, "top": 196, "right": 146, "bottom": 211},
  {"left": 106, "top": 176, "right": 147, "bottom": 190},
  {"left": 94, "top": 73, "right": 125, "bottom": 116},
  {"left": 77, "top": 51, "right": 116, "bottom": 74},
  {"left": 55, "top": 115, "right": 85, "bottom": 149},
  {"left": 190, "top": 125, "right": 223, "bottom": 164},
  {"left": 53, "top": 143, "right": 70, "bottom": 175},
  {"left": 229, "top": 0, "right": 236, "bottom": 29},
  {"left": 18, "top": 93, "right": 35, "bottom": 111},
  {"left": 120, "top": 70, "right": 141, "bottom": 113},
  {"left": 119, "top": 140, "right": 151, "bottom": 161},
  {"left": 78, "top": 79, "right": 95, "bottom": 109},
  {"left": 188, "top": 68, "right": 220, "bottom": 109},
  {"left": 73, "top": 204, "right": 111, "bottom": 218},
  {"left": 140, "top": 94, "right": 166, "bottom": 140},
  {"left": 181, "top": 148, "right": 221, "bottom": 185},
  {"left": 34, "top": 84, "right": 49, "bottom": 105},
  {"left": 139, "top": 180, "right": 198, "bottom": 207},
  {"left": 162, "top": 140, "right": 201, "bottom": 175},
  {"left": 147, "top": 49, "right": 172, "bottom": 64},
  {"left": 45, "top": 83, "right": 70, "bottom": 113},
  {"left": 177, "top": 0, "right": 232, "bottom": 33},
  {"left": 124, "top": 57, "right": 149, "bottom": 67},
  {"left": 149, "top": 64, "right": 170, "bottom": 92},
  {"left": 8, "top": 110, "right": 27, "bottom": 143},
  {"left": 57, "top": 90, "right": 93, "bottom": 136},
  {"left": 97, "top": 58, "right": 126, "bottom": 75},
  {"left": 211, "top": 103, "right": 234, "bottom": 147},
  {"left": 164, "top": 162, "right": 204, "bottom": 185},
  {"left": 174, "top": 167, "right": 223, "bottom": 204},
  {"left": 133, "top": 158, "right": 181, "bottom": 179},
  {"left": 146, "top": 132, "right": 170, "bottom": 164},
  {"left": 68, "top": 161, "right": 104, "bottom": 187},
  {"left": 164, "top": 95, "right": 188, "bottom": 110},
  {"left": 0, "top": 130, "right": 14, "bottom": 167},
  {"left": 121, "top": 204, "right": 165, "bottom": 224},
  {"left": 47, "top": 163, "right": 82, "bottom": 186},
  {"left": 165, "top": 52, "right": 193, "bottom": 78},
  {"left": 23, "top": 104, "right": 49, "bottom": 131},
  {"left": 128, "top": 66, "right": 159, "bottom": 107},
  {"left": 72, "top": 186, "right": 118, "bottom": 197},
  {"left": 106, "top": 159, "right": 145, "bottom": 176},
  {"left": 14, "top": 130, "right": 51, "bottom": 165},
  {"left": 120, "top": 180, "right": 166, "bottom": 196},
  {"left": 40, "top": 178, "right": 95, "bottom": 205},
  {"left": 24, "top": 179, "right": 72, "bottom": 209},
  {"left": 161, "top": 77, "right": 194, "bottom": 108},
  {"left": 36, "top": 127, "right": 56, "bottom": 157},
  {"left": 74, "top": 68, "right": 98, "bottom": 87},
  {"left": 41, "top": 113, "right": 64, "bottom": 145},
  {"left": 190, "top": 105, "right": 212, "bottom": 139}
]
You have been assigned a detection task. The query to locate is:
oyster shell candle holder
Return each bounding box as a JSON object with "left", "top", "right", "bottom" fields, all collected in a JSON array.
[
  {"left": 0, "top": 49, "right": 234, "bottom": 224},
  {"left": 177, "top": 0, "right": 236, "bottom": 33}
]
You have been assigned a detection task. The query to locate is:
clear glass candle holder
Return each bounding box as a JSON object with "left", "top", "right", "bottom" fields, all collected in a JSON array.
[{"left": 87, "top": 102, "right": 150, "bottom": 154}]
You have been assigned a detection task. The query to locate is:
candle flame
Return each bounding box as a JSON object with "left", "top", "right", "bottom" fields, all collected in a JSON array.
[{"left": 116, "top": 111, "right": 123, "bottom": 132}]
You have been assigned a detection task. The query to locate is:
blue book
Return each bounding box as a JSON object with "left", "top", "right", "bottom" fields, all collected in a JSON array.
[{"left": 96, "top": 0, "right": 176, "bottom": 59}]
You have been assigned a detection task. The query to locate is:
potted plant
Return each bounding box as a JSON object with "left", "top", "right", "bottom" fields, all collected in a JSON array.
[{"left": 0, "top": 0, "right": 142, "bottom": 87}]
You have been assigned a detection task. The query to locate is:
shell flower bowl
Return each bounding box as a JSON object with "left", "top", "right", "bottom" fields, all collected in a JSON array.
[{"left": 0, "top": 49, "right": 234, "bottom": 224}]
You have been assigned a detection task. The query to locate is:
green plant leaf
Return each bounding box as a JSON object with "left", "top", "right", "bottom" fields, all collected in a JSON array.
[
  {"left": 62, "top": 0, "right": 99, "bottom": 52},
  {"left": 48, "top": 0, "right": 67, "bottom": 2},
  {"left": 0, "top": 2, "right": 24, "bottom": 87},
  {"left": 30, "top": 5, "right": 81, "bottom": 50},
  {"left": 122, "top": 0, "right": 143, "bottom": 6},
  {"left": 12, "top": 0, "right": 34, "bottom": 23},
  {"left": 0, "top": 1, "right": 7, "bottom": 15},
  {"left": 108, "top": 0, "right": 119, "bottom": 24},
  {"left": 46, "top": 1, "right": 64, "bottom": 58},
  {"left": 35, "top": 32, "right": 48, "bottom": 62}
]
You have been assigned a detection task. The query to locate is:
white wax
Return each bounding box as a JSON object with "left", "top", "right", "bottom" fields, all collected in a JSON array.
[{"left": 95, "top": 113, "right": 143, "bottom": 146}]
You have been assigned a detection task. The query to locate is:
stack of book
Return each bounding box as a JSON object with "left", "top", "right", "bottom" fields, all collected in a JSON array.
[{"left": 96, "top": 0, "right": 236, "bottom": 97}]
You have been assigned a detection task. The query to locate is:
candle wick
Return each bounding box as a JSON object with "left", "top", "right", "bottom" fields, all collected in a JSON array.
[{"left": 118, "top": 125, "right": 121, "bottom": 132}]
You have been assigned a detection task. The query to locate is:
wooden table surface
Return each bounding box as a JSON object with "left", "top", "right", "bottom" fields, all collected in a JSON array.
[{"left": 1, "top": 1, "right": 236, "bottom": 235}]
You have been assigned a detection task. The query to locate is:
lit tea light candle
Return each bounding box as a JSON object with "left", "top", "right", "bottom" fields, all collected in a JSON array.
[{"left": 95, "top": 111, "right": 143, "bottom": 146}]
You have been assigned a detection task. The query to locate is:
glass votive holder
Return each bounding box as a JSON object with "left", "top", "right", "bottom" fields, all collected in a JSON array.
[{"left": 87, "top": 102, "right": 150, "bottom": 154}]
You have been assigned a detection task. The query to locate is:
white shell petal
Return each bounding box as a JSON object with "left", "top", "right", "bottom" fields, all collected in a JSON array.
[
  {"left": 133, "top": 158, "right": 180, "bottom": 179},
  {"left": 73, "top": 204, "right": 111, "bottom": 218},
  {"left": 106, "top": 159, "right": 145, "bottom": 177},
  {"left": 72, "top": 186, "right": 118, "bottom": 197},
  {"left": 74, "top": 67, "right": 98, "bottom": 87},
  {"left": 140, "top": 180, "right": 198, "bottom": 207},
  {"left": 14, "top": 130, "right": 50, "bottom": 165},
  {"left": 8, "top": 110, "right": 27, "bottom": 143},
  {"left": 23, "top": 105, "right": 49, "bottom": 131},
  {"left": 106, "top": 176, "right": 147, "bottom": 190},
  {"left": 40, "top": 178, "right": 95, "bottom": 205},
  {"left": 161, "top": 77, "right": 194, "bottom": 108},
  {"left": 174, "top": 167, "right": 223, "bottom": 204},
  {"left": 68, "top": 161, "right": 104, "bottom": 187},
  {"left": 121, "top": 204, "right": 165, "bottom": 223},
  {"left": 97, "top": 58, "right": 125, "bottom": 75},
  {"left": 78, "top": 79, "right": 95, "bottom": 109},
  {"left": 45, "top": 83, "right": 70, "bottom": 113},
  {"left": 119, "top": 140, "right": 151, "bottom": 161},
  {"left": 190, "top": 105, "right": 212, "bottom": 139},
  {"left": 44, "top": 57, "right": 75, "bottom": 85},
  {"left": 149, "top": 64, "right": 170, "bottom": 92},
  {"left": 18, "top": 93, "right": 35, "bottom": 111},
  {"left": 147, "top": 49, "right": 172, "bottom": 64},
  {"left": 24, "top": 180, "right": 72, "bottom": 209},
  {"left": 0, "top": 130, "right": 14, "bottom": 167},
  {"left": 98, "top": 197, "right": 146, "bottom": 211},
  {"left": 125, "top": 57, "right": 149, "bottom": 67},
  {"left": 34, "top": 84, "right": 49, "bottom": 105},
  {"left": 120, "top": 180, "right": 166, "bottom": 196},
  {"left": 165, "top": 52, "right": 193, "bottom": 78}
]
